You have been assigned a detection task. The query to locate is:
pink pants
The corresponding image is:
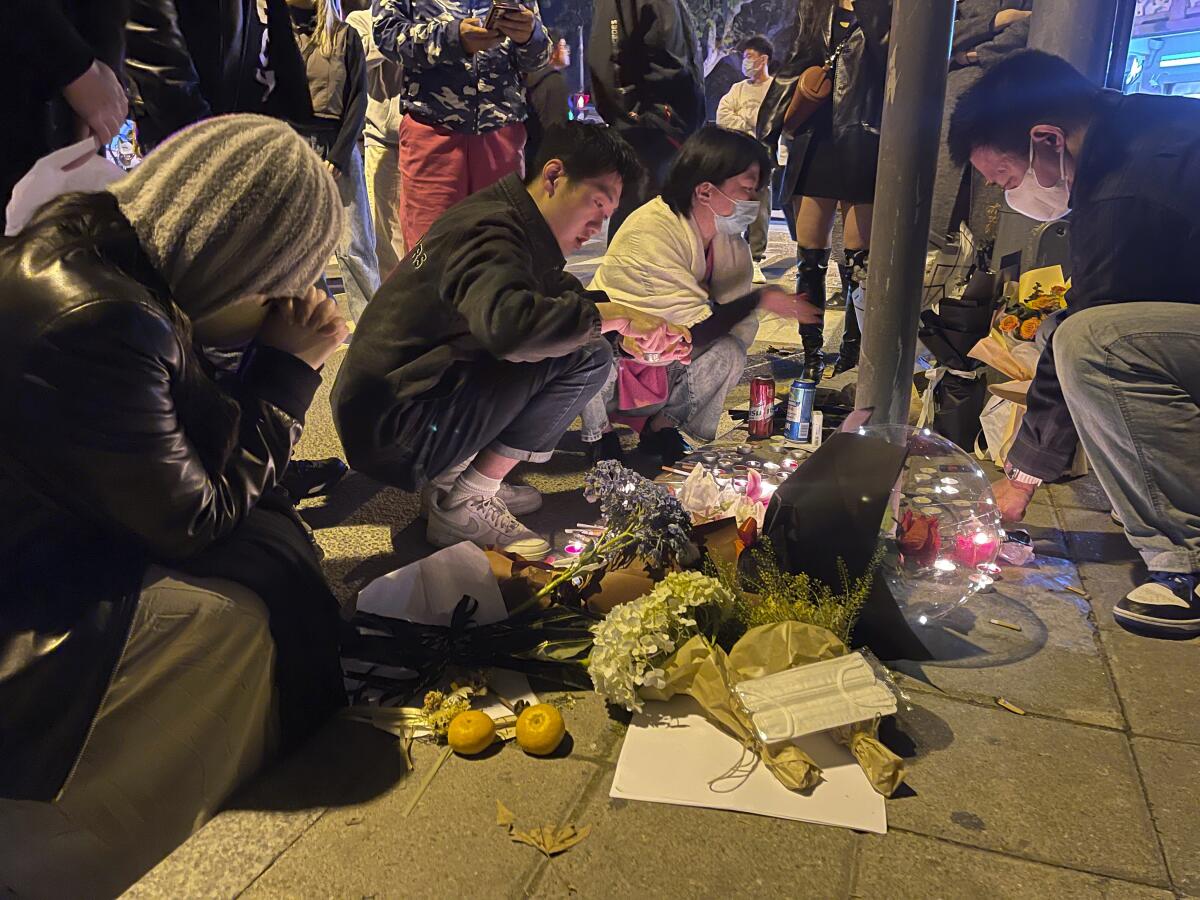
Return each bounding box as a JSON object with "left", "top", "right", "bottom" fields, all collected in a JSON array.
[{"left": 398, "top": 116, "right": 526, "bottom": 248}]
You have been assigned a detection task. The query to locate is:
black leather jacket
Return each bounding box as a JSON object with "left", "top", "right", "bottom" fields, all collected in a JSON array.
[
  {"left": 760, "top": 0, "right": 891, "bottom": 191},
  {"left": 124, "top": 0, "right": 313, "bottom": 148},
  {"left": 0, "top": 193, "right": 320, "bottom": 801}
]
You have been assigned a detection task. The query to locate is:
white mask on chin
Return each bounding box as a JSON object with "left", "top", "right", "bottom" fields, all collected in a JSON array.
[{"left": 1005, "top": 139, "right": 1072, "bottom": 222}]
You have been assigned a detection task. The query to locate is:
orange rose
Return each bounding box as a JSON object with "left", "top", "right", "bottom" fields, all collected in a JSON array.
[
  {"left": 999, "top": 314, "right": 1020, "bottom": 334},
  {"left": 1019, "top": 317, "right": 1041, "bottom": 340},
  {"left": 1029, "top": 296, "right": 1059, "bottom": 310},
  {"left": 1049, "top": 284, "right": 1067, "bottom": 296}
]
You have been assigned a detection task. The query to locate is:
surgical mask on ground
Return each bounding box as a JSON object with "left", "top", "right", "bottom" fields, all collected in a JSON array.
[
  {"left": 708, "top": 187, "right": 760, "bottom": 235},
  {"left": 1005, "top": 140, "right": 1071, "bottom": 222}
]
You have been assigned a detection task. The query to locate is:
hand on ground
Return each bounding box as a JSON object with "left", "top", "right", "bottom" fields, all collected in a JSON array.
[
  {"left": 460, "top": 18, "right": 504, "bottom": 53},
  {"left": 258, "top": 287, "right": 348, "bottom": 370},
  {"left": 62, "top": 60, "right": 128, "bottom": 145},
  {"left": 758, "top": 288, "right": 823, "bottom": 325},
  {"left": 992, "top": 477, "right": 1036, "bottom": 525}
]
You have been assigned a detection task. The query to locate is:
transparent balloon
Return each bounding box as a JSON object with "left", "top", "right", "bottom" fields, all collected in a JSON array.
[{"left": 860, "top": 425, "right": 1003, "bottom": 625}]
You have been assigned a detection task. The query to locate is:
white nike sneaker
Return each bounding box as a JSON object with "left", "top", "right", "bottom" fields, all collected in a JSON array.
[
  {"left": 426, "top": 491, "right": 551, "bottom": 558},
  {"left": 752, "top": 261, "right": 767, "bottom": 284},
  {"left": 419, "top": 480, "right": 543, "bottom": 517}
]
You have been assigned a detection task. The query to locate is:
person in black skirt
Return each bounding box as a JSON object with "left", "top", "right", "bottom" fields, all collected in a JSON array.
[{"left": 777, "top": 0, "right": 891, "bottom": 381}]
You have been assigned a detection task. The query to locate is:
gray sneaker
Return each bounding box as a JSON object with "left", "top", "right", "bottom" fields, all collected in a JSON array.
[
  {"left": 426, "top": 491, "right": 550, "bottom": 558},
  {"left": 419, "top": 481, "right": 542, "bottom": 517}
]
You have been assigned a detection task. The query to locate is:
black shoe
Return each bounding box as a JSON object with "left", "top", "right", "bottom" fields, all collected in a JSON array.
[
  {"left": 802, "top": 349, "right": 825, "bottom": 382},
  {"left": 1113, "top": 572, "right": 1200, "bottom": 638},
  {"left": 639, "top": 426, "right": 689, "bottom": 466},
  {"left": 588, "top": 431, "right": 625, "bottom": 465},
  {"left": 280, "top": 457, "right": 349, "bottom": 502},
  {"left": 833, "top": 341, "right": 859, "bottom": 375}
]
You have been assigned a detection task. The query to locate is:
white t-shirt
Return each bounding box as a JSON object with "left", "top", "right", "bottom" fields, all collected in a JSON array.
[{"left": 715, "top": 77, "right": 774, "bottom": 136}]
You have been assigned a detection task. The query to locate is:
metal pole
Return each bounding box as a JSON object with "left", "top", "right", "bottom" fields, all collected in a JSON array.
[
  {"left": 857, "top": 0, "right": 955, "bottom": 424},
  {"left": 1027, "top": 0, "right": 1120, "bottom": 82},
  {"left": 1106, "top": 0, "right": 1138, "bottom": 89}
]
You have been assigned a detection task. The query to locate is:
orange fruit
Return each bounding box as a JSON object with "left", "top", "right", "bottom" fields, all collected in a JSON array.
[
  {"left": 447, "top": 710, "right": 496, "bottom": 755},
  {"left": 516, "top": 704, "right": 566, "bottom": 756}
]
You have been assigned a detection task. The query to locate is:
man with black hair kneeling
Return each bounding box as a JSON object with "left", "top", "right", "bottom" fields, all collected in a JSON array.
[
  {"left": 950, "top": 50, "right": 1200, "bottom": 638},
  {"left": 332, "top": 123, "right": 646, "bottom": 557}
]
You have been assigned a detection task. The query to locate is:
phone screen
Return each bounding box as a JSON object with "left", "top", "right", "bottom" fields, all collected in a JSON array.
[{"left": 483, "top": 2, "right": 522, "bottom": 30}]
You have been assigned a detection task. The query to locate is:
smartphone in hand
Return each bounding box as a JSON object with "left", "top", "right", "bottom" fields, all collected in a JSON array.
[{"left": 483, "top": 1, "right": 523, "bottom": 31}]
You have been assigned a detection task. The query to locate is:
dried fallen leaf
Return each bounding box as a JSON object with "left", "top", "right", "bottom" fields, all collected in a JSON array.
[
  {"left": 496, "top": 800, "right": 516, "bottom": 827},
  {"left": 996, "top": 697, "right": 1026, "bottom": 715},
  {"left": 988, "top": 618, "right": 1022, "bottom": 632},
  {"left": 495, "top": 802, "right": 591, "bottom": 857}
]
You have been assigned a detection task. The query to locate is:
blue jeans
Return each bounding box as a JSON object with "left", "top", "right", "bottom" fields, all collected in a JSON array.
[
  {"left": 1054, "top": 302, "right": 1200, "bottom": 573},
  {"left": 335, "top": 145, "right": 381, "bottom": 322}
]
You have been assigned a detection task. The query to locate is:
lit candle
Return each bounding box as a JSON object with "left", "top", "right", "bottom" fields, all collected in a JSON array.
[{"left": 564, "top": 540, "right": 585, "bottom": 555}]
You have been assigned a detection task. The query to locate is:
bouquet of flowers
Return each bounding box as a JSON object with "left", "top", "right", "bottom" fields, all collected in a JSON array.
[
  {"left": 588, "top": 557, "right": 905, "bottom": 796},
  {"left": 996, "top": 275, "right": 1068, "bottom": 342},
  {"left": 526, "top": 462, "right": 694, "bottom": 611}
]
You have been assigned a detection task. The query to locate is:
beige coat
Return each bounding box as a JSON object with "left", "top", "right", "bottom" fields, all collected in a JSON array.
[{"left": 589, "top": 197, "right": 758, "bottom": 346}]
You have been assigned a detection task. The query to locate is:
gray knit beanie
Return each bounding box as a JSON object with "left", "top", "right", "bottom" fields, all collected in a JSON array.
[{"left": 109, "top": 114, "right": 343, "bottom": 319}]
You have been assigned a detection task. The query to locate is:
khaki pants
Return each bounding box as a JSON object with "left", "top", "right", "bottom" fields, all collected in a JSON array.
[
  {"left": 365, "top": 140, "right": 407, "bottom": 278},
  {"left": 0, "top": 569, "right": 277, "bottom": 898}
]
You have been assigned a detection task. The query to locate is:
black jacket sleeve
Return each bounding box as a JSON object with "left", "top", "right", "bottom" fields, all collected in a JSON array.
[
  {"left": 12, "top": 300, "right": 318, "bottom": 562},
  {"left": 688, "top": 291, "right": 761, "bottom": 349},
  {"left": 442, "top": 217, "right": 602, "bottom": 363},
  {"left": 855, "top": 0, "right": 892, "bottom": 68},
  {"left": 124, "top": 0, "right": 213, "bottom": 148},
  {"left": 588, "top": 0, "right": 704, "bottom": 140},
  {"left": 3, "top": 0, "right": 96, "bottom": 100},
  {"left": 975, "top": 17, "right": 1030, "bottom": 69},
  {"left": 952, "top": 1, "right": 1001, "bottom": 55},
  {"left": 329, "top": 29, "right": 368, "bottom": 175}
]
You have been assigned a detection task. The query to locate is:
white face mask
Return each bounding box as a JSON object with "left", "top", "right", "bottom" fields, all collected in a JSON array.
[
  {"left": 707, "top": 187, "right": 760, "bottom": 235},
  {"left": 741, "top": 57, "right": 761, "bottom": 78},
  {"left": 1005, "top": 139, "right": 1072, "bottom": 222}
]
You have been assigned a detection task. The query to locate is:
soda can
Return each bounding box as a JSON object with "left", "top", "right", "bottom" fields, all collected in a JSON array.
[
  {"left": 784, "top": 378, "right": 817, "bottom": 442},
  {"left": 747, "top": 376, "right": 775, "bottom": 438}
]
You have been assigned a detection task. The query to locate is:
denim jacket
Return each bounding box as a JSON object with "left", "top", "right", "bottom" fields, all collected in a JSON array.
[{"left": 373, "top": 0, "right": 548, "bottom": 134}]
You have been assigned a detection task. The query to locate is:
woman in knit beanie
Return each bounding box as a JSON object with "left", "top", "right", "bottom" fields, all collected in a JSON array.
[{"left": 0, "top": 114, "right": 350, "bottom": 895}]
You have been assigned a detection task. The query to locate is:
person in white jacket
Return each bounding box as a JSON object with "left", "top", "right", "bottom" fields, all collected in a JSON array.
[
  {"left": 582, "top": 126, "right": 819, "bottom": 464},
  {"left": 347, "top": 9, "right": 406, "bottom": 278},
  {"left": 715, "top": 35, "right": 775, "bottom": 284}
]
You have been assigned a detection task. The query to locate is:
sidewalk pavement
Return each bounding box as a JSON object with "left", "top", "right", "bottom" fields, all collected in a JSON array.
[{"left": 127, "top": 224, "right": 1200, "bottom": 900}]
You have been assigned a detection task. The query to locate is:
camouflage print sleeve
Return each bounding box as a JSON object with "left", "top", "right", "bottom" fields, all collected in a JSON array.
[
  {"left": 510, "top": 1, "right": 550, "bottom": 72},
  {"left": 374, "top": 0, "right": 466, "bottom": 71}
]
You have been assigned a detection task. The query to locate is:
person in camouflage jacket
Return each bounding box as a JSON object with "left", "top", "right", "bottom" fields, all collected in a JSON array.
[{"left": 374, "top": 0, "right": 549, "bottom": 246}]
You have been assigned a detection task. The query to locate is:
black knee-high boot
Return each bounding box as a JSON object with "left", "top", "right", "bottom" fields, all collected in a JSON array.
[
  {"left": 834, "top": 248, "right": 867, "bottom": 375},
  {"left": 796, "top": 246, "right": 830, "bottom": 382}
]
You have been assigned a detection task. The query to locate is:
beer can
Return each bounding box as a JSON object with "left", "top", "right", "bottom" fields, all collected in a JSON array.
[
  {"left": 747, "top": 376, "right": 776, "bottom": 438},
  {"left": 784, "top": 378, "right": 817, "bottom": 442}
]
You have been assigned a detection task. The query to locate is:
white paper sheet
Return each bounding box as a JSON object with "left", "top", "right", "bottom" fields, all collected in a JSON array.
[
  {"left": 610, "top": 696, "right": 886, "bottom": 833},
  {"left": 351, "top": 542, "right": 538, "bottom": 714},
  {"left": 356, "top": 541, "right": 507, "bottom": 626}
]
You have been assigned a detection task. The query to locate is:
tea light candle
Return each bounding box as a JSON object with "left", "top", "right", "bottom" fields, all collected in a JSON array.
[
  {"left": 977, "top": 562, "right": 1002, "bottom": 578},
  {"left": 746, "top": 458, "right": 763, "bottom": 469},
  {"left": 701, "top": 452, "right": 719, "bottom": 465},
  {"left": 762, "top": 461, "right": 781, "bottom": 473},
  {"left": 564, "top": 540, "right": 585, "bottom": 555},
  {"left": 781, "top": 457, "right": 799, "bottom": 471},
  {"left": 737, "top": 444, "right": 753, "bottom": 455}
]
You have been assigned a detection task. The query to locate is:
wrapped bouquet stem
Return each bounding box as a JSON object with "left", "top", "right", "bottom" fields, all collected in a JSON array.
[{"left": 640, "top": 623, "right": 905, "bottom": 796}]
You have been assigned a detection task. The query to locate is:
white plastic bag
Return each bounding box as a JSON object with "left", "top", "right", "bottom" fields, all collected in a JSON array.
[{"left": 5, "top": 137, "right": 125, "bottom": 236}]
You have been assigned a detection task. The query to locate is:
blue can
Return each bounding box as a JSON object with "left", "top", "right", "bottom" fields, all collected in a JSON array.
[{"left": 784, "top": 379, "right": 817, "bottom": 442}]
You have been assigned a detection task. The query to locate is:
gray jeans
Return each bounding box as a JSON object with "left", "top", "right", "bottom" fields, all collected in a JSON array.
[
  {"left": 580, "top": 335, "right": 747, "bottom": 443},
  {"left": 1054, "top": 302, "right": 1200, "bottom": 573},
  {"left": 747, "top": 182, "right": 773, "bottom": 262}
]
